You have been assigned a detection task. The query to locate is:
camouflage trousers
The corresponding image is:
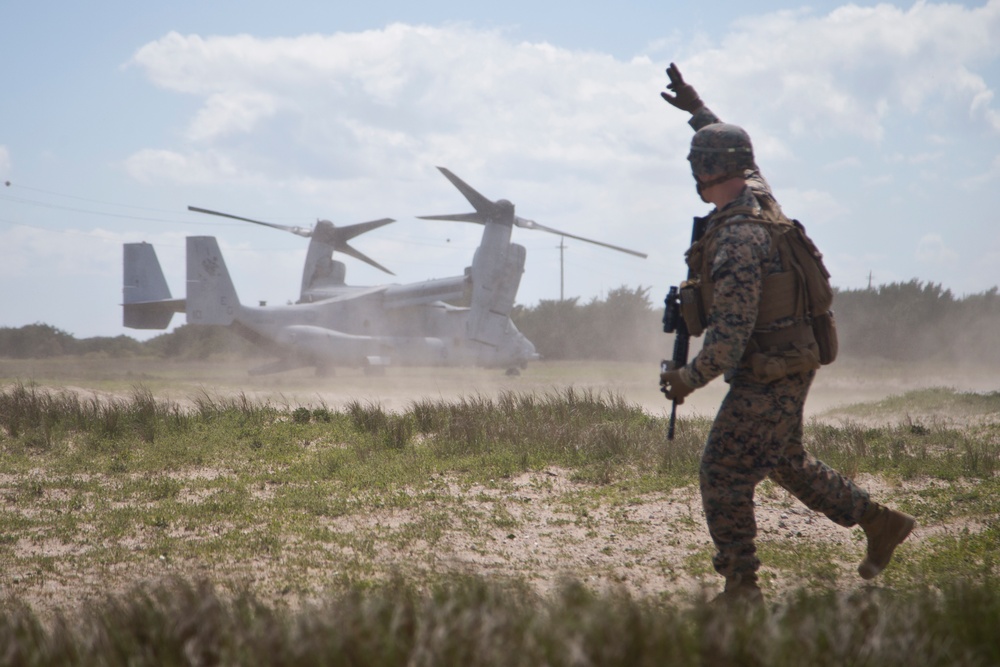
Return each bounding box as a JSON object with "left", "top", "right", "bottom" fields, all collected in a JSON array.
[{"left": 700, "top": 369, "right": 871, "bottom": 577}]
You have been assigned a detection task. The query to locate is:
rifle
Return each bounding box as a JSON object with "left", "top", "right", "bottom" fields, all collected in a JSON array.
[
  {"left": 661, "top": 215, "right": 708, "bottom": 440},
  {"left": 661, "top": 287, "right": 687, "bottom": 440}
]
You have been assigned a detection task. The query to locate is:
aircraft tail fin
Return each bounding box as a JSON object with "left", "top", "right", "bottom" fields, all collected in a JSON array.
[
  {"left": 186, "top": 236, "right": 240, "bottom": 326},
  {"left": 122, "top": 242, "right": 184, "bottom": 329}
]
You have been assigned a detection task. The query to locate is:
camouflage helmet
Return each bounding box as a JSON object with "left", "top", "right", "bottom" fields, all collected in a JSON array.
[{"left": 687, "top": 123, "right": 755, "bottom": 178}]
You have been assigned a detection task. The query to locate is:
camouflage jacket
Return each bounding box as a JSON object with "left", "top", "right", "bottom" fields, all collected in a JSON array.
[{"left": 680, "top": 107, "right": 787, "bottom": 388}]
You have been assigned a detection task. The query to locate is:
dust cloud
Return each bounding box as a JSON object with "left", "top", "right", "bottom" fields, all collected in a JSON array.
[{"left": 3, "top": 355, "right": 995, "bottom": 424}]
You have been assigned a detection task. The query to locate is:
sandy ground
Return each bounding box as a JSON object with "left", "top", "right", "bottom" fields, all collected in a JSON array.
[
  {"left": 0, "top": 357, "right": 995, "bottom": 611},
  {"left": 1, "top": 465, "right": 942, "bottom": 613}
]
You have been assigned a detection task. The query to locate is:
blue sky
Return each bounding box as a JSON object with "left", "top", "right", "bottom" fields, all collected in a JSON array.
[{"left": 1, "top": 0, "right": 998, "bottom": 339}]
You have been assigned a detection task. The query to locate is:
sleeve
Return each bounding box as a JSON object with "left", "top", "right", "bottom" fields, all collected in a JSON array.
[
  {"left": 689, "top": 106, "right": 723, "bottom": 132},
  {"left": 681, "top": 225, "right": 766, "bottom": 388}
]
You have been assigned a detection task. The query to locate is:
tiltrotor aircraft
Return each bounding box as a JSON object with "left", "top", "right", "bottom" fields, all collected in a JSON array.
[{"left": 122, "top": 167, "right": 646, "bottom": 376}]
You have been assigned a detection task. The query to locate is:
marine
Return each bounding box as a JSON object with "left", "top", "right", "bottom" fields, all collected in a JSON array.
[{"left": 657, "top": 62, "right": 916, "bottom": 605}]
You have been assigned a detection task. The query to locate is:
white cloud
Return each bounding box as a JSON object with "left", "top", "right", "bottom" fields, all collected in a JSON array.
[
  {"left": 677, "top": 1, "right": 1000, "bottom": 142},
  {"left": 115, "top": 7, "right": 1000, "bottom": 306},
  {"left": 123, "top": 4, "right": 1000, "bottom": 196},
  {"left": 985, "top": 107, "right": 1000, "bottom": 133},
  {"left": 123, "top": 23, "right": 694, "bottom": 253},
  {"left": 127, "top": 25, "right": 677, "bottom": 190},
  {"left": 187, "top": 92, "right": 279, "bottom": 142},
  {"left": 915, "top": 233, "right": 959, "bottom": 263}
]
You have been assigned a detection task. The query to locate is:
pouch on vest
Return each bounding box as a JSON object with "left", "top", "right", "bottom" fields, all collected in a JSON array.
[
  {"left": 787, "top": 220, "right": 834, "bottom": 314},
  {"left": 811, "top": 310, "right": 838, "bottom": 365},
  {"left": 679, "top": 281, "right": 707, "bottom": 337},
  {"left": 779, "top": 220, "right": 838, "bottom": 365},
  {"left": 748, "top": 342, "right": 821, "bottom": 383}
]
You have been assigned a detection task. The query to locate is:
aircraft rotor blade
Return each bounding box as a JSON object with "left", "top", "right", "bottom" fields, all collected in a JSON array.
[
  {"left": 421, "top": 169, "right": 646, "bottom": 258},
  {"left": 433, "top": 167, "right": 496, "bottom": 216},
  {"left": 311, "top": 218, "right": 397, "bottom": 275},
  {"left": 191, "top": 207, "right": 398, "bottom": 274},
  {"left": 416, "top": 212, "right": 487, "bottom": 224},
  {"left": 514, "top": 216, "right": 648, "bottom": 258},
  {"left": 337, "top": 243, "right": 396, "bottom": 276},
  {"left": 338, "top": 217, "right": 396, "bottom": 241},
  {"left": 188, "top": 206, "right": 312, "bottom": 238},
  {"left": 311, "top": 218, "right": 396, "bottom": 245}
]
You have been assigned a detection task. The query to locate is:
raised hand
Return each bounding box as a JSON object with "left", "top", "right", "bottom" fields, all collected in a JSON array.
[{"left": 660, "top": 62, "right": 703, "bottom": 114}]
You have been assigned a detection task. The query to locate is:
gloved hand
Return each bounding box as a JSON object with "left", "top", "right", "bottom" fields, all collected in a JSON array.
[
  {"left": 660, "top": 366, "right": 695, "bottom": 404},
  {"left": 660, "top": 62, "right": 703, "bottom": 114}
]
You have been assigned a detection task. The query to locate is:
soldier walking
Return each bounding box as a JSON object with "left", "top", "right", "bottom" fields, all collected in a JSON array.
[{"left": 657, "top": 63, "right": 915, "bottom": 605}]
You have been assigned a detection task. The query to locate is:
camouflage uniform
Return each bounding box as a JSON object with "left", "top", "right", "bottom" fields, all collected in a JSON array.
[{"left": 678, "top": 107, "right": 872, "bottom": 578}]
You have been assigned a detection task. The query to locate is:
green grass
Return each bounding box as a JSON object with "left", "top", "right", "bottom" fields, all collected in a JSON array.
[{"left": 2, "top": 380, "right": 1000, "bottom": 663}]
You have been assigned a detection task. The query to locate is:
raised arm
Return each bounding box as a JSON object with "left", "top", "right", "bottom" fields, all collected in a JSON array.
[
  {"left": 661, "top": 63, "right": 775, "bottom": 200},
  {"left": 660, "top": 63, "right": 723, "bottom": 128}
]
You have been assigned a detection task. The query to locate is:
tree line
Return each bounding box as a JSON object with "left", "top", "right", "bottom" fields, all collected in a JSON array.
[
  {"left": 2, "top": 280, "right": 998, "bottom": 365},
  {"left": 514, "top": 281, "right": 1000, "bottom": 366}
]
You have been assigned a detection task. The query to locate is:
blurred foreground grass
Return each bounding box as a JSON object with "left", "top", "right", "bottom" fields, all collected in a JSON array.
[{"left": 2, "top": 576, "right": 999, "bottom": 666}]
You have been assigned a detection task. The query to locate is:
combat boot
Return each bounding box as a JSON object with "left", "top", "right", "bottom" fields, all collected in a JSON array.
[
  {"left": 857, "top": 503, "right": 915, "bottom": 580},
  {"left": 712, "top": 572, "right": 763, "bottom": 608}
]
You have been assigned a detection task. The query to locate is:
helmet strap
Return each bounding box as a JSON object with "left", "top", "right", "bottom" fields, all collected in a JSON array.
[{"left": 694, "top": 172, "right": 741, "bottom": 197}]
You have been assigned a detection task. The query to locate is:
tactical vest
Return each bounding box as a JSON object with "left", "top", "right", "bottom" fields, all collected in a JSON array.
[{"left": 679, "top": 202, "right": 838, "bottom": 382}]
